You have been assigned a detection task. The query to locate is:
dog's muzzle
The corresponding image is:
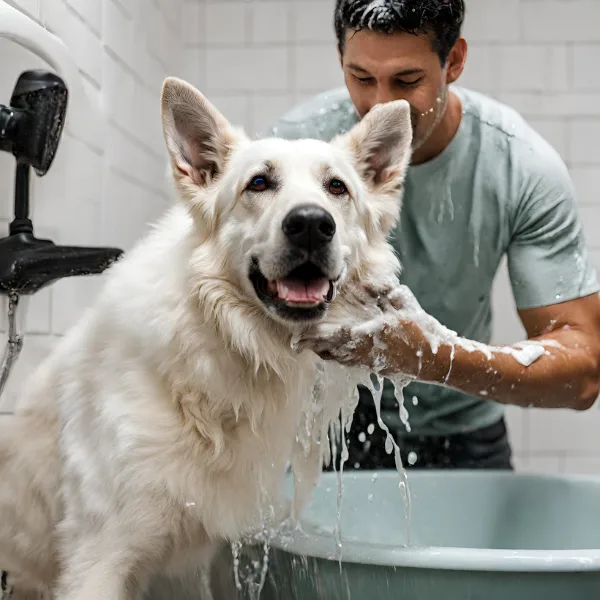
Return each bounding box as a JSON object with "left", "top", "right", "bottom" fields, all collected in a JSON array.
[{"left": 249, "top": 204, "right": 341, "bottom": 322}]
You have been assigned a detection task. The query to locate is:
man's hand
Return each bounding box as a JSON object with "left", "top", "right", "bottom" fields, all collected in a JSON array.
[
  {"left": 297, "top": 284, "right": 600, "bottom": 411},
  {"left": 296, "top": 284, "right": 453, "bottom": 380},
  {"left": 296, "top": 317, "right": 427, "bottom": 377}
]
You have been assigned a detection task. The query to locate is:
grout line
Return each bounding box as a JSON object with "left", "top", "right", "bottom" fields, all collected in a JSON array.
[{"left": 63, "top": 0, "right": 101, "bottom": 40}]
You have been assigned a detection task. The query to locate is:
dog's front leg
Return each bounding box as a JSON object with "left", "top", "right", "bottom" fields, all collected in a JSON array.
[
  {"left": 55, "top": 557, "right": 143, "bottom": 600},
  {"left": 54, "top": 536, "right": 154, "bottom": 600}
]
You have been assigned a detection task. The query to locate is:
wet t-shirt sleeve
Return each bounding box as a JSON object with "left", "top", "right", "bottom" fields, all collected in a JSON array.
[{"left": 506, "top": 144, "right": 599, "bottom": 310}]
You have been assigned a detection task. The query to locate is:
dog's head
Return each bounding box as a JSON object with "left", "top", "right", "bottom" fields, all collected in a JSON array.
[{"left": 161, "top": 78, "right": 412, "bottom": 330}]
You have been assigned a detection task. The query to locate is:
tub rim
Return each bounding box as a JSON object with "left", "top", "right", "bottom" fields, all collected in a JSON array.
[{"left": 270, "top": 470, "right": 600, "bottom": 573}]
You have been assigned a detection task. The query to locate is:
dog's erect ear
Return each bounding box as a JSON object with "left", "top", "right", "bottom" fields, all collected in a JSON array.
[
  {"left": 161, "top": 77, "right": 241, "bottom": 188},
  {"left": 334, "top": 100, "right": 412, "bottom": 235},
  {"left": 336, "top": 99, "right": 412, "bottom": 190}
]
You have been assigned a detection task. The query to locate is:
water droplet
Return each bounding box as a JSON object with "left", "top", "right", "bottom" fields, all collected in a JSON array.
[
  {"left": 371, "top": 472, "right": 378, "bottom": 482},
  {"left": 358, "top": 432, "right": 366, "bottom": 442},
  {"left": 367, "top": 423, "right": 375, "bottom": 434},
  {"left": 385, "top": 437, "right": 393, "bottom": 454},
  {"left": 412, "top": 395, "right": 419, "bottom": 405},
  {"left": 407, "top": 451, "right": 418, "bottom": 465}
]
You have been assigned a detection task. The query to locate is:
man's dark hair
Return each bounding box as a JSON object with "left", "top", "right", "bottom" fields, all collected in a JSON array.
[{"left": 334, "top": 0, "right": 465, "bottom": 65}]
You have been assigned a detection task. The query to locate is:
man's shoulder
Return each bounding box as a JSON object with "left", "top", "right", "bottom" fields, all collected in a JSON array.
[
  {"left": 269, "top": 87, "right": 359, "bottom": 141},
  {"left": 458, "top": 87, "right": 571, "bottom": 194}
]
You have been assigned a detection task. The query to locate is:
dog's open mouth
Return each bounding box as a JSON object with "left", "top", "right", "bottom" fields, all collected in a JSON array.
[
  {"left": 266, "top": 263, "right": 336, "bottom": 306},
  {"left": 250, "top": 260, "right": 337, "bottom": 320}
]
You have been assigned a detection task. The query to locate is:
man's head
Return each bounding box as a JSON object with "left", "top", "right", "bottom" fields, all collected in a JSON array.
[{"left": 334, "top": 0, "right": 467, "bottom": 151}]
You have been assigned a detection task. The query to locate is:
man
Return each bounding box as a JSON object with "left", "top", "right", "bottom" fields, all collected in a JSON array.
[{"left": 270, "top": 0, "right": 600, "bottom": 470}]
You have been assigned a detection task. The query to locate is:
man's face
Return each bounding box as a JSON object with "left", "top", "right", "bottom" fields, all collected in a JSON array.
[{"left": 341, "top": 29, "right": 460, "bottom": 151}]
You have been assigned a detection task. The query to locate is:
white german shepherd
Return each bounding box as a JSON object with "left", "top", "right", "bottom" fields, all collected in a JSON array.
[{"left": 0, "top": 78, "right": 411, "bottom": 599}]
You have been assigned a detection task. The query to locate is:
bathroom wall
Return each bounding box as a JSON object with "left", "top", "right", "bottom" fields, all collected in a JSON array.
[
  {"left": 0, "top": 0, "right": 187, "bottom": 409},
  {"left": 181, "top": 0, "right": 600, "bottom": 475},
  {"left": 2, "top": 0, "right": 600, "bottom": 475}
]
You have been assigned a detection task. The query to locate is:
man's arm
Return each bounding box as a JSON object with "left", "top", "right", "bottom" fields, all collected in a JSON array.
[
  {"left": 299, "top": 287, "right": 600, "bottom": 411},
  {"left": 419, "top": 293, "right": 600, "bottom": 410},
  {"left": 401, "top": 131, "right": 600, "bottom": 410}
]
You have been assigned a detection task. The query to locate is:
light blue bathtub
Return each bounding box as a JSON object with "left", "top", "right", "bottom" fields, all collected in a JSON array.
[{"left": 258, "top": 470, "right": 600, "bottom": 600}]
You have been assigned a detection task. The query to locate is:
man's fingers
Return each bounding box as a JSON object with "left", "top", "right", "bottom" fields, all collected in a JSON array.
[
  {"left": 387, "top": 293, "right": 404, "bottom": 311},
  {"left": 299, "top": 326, "right": 351, "bottom": 343}
]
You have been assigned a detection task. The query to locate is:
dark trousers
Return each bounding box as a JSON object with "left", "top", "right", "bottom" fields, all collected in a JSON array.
[{"left": 325, "top": 397, "right": 513, "bottom": 471}]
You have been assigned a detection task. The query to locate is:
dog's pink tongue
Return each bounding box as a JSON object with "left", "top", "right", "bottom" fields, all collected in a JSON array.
[{"left": 276, "top": 278, "right": 329, "bottom": 303}]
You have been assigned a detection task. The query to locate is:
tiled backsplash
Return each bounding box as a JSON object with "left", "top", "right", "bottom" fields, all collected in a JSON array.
[{"left": 0, "top": 0, "right": 188, "bottom": 407}]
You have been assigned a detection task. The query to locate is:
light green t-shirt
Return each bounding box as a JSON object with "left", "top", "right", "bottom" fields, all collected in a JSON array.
[{"left": 269, "top": 86, "right": 600, "bottom": 436}]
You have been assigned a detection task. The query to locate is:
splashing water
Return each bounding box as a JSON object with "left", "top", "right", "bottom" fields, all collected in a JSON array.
[
  {"left": 282, "top": 283, "right": 565, "bottom": 567},
  {"left": 296, "top": 360, "right": 414, "bottom": 556},
  {"left": 0, "top": 293, "right": 24, "bottom": 396},
  {"left": 232, "top": 541, "right": 242, "bottom": 590},
  {"left": 391, "top": 373, "right": 413, "bottom": 433},
  {"left": 444, "top": 343, "right": 455, "bottom": 384},
  {"left": 315, "top": 362, "right": 362, "bottom": 569},
  {"left": 231, "top": 279, "right": 562, "bottom": 593},
  {"left": 230, "top": 489, "right": 291, "bottom": 600},
  {"left": 231, "top": 534, "right": 271, "bottom": 600},
  {"left": 346, "top": 367, "right": 412, "bottom": 545},
  {"left": 230, "top": 469, "right": 285, "bottom": 598}
]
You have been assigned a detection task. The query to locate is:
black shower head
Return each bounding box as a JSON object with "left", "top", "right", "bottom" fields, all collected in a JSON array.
[{"left": 0, "top": 69, "right": 68, "bottom": 176}]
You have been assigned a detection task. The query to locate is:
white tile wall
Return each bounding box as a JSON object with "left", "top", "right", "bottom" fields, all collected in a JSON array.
[
  {"left": 0, "top": 0, "right": 187, "bottom": 409},
  {"left": 183, "top": 0, "right": 600, "bottom": 475},
  {"left": 2, "top": 0, "right": 600, "bottom": 476}
]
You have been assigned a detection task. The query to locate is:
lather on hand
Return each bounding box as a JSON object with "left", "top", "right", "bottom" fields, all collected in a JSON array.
[{"left": 295, "top": 284, "right": 442, "bottom": 380}]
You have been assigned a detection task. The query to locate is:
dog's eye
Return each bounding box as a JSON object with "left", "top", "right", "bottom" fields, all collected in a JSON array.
[
  {"left": 248, "top": 175, "right": 268, "bottom": 192},
  {"left": 328, "top": 178, "right": 347, "bottom": 195}
]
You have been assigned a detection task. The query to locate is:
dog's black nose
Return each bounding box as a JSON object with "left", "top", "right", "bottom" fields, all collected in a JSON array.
[{"left": 282, "top": 204, "right": 336, "bottom": 251}]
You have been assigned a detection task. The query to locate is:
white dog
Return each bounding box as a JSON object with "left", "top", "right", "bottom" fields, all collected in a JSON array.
[{"left": 0, "top": 77, "right": 412, "bottom": 600}]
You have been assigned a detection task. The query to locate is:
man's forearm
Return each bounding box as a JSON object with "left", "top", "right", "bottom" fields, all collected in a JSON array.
[{"left": 418, "top": 330, "right": 600, "bottom": 410}]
